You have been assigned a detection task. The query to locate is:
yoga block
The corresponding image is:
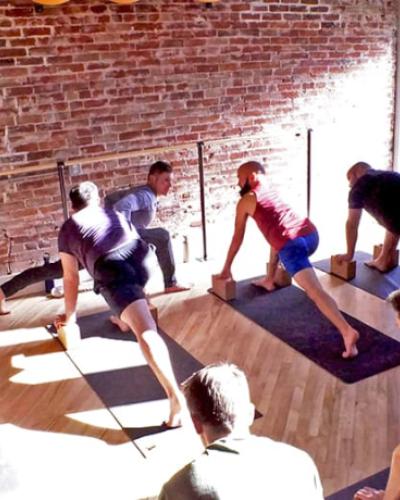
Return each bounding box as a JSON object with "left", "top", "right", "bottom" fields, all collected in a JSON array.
[
  {"left": 211, "top": 275, "right": 236, "bottom": 300},
  {"left": 149, "top": 302, "right": 158, "bottom": 324},
  {"left": 330, "top": 256, "right": 356, "bottom": 280},
  {"left": 373, "top": 244, "right": 399, "bottom": 266},
  {"left": 57, "top": 323, "right": 81, "bottom": 350},
  {"left": 266, "top": 263, "right": 292, "bottom": 287}
]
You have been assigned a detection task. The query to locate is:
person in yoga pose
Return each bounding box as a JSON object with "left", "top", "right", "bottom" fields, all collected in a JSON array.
[
  {"left": 56, "top": 181, "right": 185, "bottom": 427},
  {"left": 216, "top": 160, "right": 359, "bottom": 358},
  {"left": 336, "top": 162, "right": 400, "bottom": 272}
]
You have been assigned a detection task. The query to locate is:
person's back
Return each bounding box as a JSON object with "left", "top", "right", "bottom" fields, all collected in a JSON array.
[
  {"left": 58, "top": 204, "right": 138, "bottom": 277},
  {"left": 251, "top": 182, "right": 316, "bottom": 251},
  {"left": 350, "top": 169, "right": 400, "bottom": 234},
  {"left": 159, "top": 435, "right": 323, "bottom": 500}
]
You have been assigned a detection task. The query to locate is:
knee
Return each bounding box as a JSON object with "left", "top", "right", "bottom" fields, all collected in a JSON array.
[{"left": 156, "top": 228, "right": 171, "bottom": 244}]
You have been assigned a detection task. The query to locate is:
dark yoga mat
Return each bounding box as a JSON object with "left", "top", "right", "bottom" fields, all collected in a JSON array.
[
  {"left": 313, "top": 251, "right": 400, "bottom": 300},
  {"left": 56, "top": 312, "right": 261, "bottom": 442},
  {"left": 326, "top": 467, "right": 389, "bottom": 500},
  {"left": 50, "top": 311, "right": 203, "bottom": 441},
  {"left": 211, "top": 279, "right": 400, "bottom": 383}
]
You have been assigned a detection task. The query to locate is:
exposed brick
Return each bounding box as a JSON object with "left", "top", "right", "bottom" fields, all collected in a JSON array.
[{"left": 0, "top": 0, "right": 396, "bottom": 272}]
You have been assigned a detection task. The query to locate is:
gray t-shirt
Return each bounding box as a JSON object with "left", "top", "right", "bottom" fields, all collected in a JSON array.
[
  {"left": 58, "top": 205, "right": 138, "bottom": 277},
  {"left": 159, "top": 435, "right": 323, "bottom": 500},
  {"left": 105, "top": 185, "right": 157, "bottom": 229}
]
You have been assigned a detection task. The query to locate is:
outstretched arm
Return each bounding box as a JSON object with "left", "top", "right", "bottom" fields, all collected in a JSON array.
[
  {"left": 57, "top": 252, "right": 80, "bottom": 326},
  {"left": 218, "top": 197, "right": 252, "bottom": 278},
  {"left": 337, "top": 208, "right": 362, "bottom": 262}
]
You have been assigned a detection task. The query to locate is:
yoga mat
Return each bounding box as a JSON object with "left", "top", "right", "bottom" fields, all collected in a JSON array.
[
  {"left": 211, "top": 279, "right": 400, "bottom": 383},
  {"left": 51, "top": 311, "right": 261, "bottom": 446},
  {"left": 72, "top": 312, "right": 203, "bottom": 439},
  {"left": 326, "top": 468, "right": 389, "bottom": 500},
  {"left": 313, "top": 251, "right": 400, "bottom": 300}
]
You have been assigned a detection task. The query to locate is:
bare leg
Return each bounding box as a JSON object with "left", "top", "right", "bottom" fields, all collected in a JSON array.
[
  {"left": 109, "top": 315, "right": 130, "bottom": 332},
  {"left": 366, "top": 231, "right": 399, "bottom": 272},
  {"left": 0, "top": 287, "right": 10, "bottom": 315},
  {"left": 294, "top": 268, "right": 359, "bottom": 358},
  {"left": 120, "top": 299, "right": 186, "bottom": 427}
]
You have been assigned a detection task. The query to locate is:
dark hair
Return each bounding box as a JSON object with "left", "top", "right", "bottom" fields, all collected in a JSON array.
[
  {"left": 69, "top": 181, "right": 99, "bottom": 210},
  {"left": 241, "top": 160, "right": 266, "bottom": 175},
  {"left": 182, "top": 363, "right": 251, "bottom": 433},
  {"left": 148, "top": 161, "right": 172, "bottom": 177},
  {"left": 387, "top": 289, "right": 400, "bottom": 313}
]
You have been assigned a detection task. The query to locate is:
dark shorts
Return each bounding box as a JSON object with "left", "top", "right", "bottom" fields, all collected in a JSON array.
[
  {"left": 93, "top": 239, "right": 150, "bottom": 317},
  {"left": 278, "top": 230, "right": 319, "bottom": 277}
]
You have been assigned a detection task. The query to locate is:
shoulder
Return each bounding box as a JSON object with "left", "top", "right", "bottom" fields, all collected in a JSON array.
[
  {"left": 237, "top": 192, "right": 256, "bottom": 211},
  {"left": 159, "top": 461, "right": 196, "bottom": 499}
]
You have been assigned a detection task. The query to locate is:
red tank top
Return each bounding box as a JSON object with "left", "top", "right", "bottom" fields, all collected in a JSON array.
[{"left": 251, "top": 183, "right": 316, "bottom": 250}]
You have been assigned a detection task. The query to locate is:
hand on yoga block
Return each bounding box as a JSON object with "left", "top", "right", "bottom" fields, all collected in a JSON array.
[
  {"left": 57, "top": 322, "right": 81, "bottom": 350},
  {"left": 330, "top": 255, "right": 356, "bottom": 280},
  {"left": 212, "top": 275, "right": 236, "bottom": 300}
]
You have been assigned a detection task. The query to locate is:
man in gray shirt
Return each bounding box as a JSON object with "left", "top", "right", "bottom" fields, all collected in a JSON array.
[
  {"left": 159, "top": 363, "right": 324, "bottom": 500},
  {"left": 105, "top": 161, "right": 189, "bottom": 293}
]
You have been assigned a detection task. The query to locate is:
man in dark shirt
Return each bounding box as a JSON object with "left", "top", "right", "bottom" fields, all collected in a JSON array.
[
  {"left": 336, "top": 162, "right": 400, "bottom": 272},
  {"left": 56, "top": 181, "right": 185, "bottom": 427}
]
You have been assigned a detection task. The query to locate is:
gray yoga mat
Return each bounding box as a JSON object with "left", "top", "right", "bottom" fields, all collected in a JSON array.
[
  {"left": 326, "top": 468, "right": 389, "bottom": 500},
  {"left": 313, "top": 251, "right": 400, "bottom": 300},
  {"left": 211, "top": 279, "right": 400, "bottom": 383}
]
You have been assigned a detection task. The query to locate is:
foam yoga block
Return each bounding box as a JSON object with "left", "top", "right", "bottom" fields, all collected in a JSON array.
[
  {"left": 330, "top": 255, "right": 356, "bottom": 280},
  {"left": 211, "top": 275, "right": 236, "bottom": 300},
  {"left": 57, "top": 323, "right": 81, "bottom": 350}
]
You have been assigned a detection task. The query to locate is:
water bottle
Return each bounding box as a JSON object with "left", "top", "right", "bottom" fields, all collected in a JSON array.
[{"left": 43, "top": 252, "right": 55, "bottom": 295}]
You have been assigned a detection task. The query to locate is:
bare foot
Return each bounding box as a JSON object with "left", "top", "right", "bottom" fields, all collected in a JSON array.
[
  {"left": 164, "top": 284, "right": 191, "bottom": 294},
  {"left": 365, "top": 259, "right": 396, "bottom": 273},
  {"left": 251, "top": 278, "right": 276, "bottom": 292},
  {"left": 342, "top": 328, "right": 359, "bottom": 359},
  {"left": 354, "top": 486, "right": 385, "bottom": 500},
  {"left": 109, "top": 315, "right": 130, "bottom": 333},
  {"left": 0, "top": 296, "right": 10, "bottom": 315},
  {"left": 164, "top": 395, "right": 187, "bottom": 428}
]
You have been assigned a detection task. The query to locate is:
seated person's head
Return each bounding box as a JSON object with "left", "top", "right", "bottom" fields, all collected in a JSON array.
[
  {"left": 147, "top": 161, "right": 173, "bottom": 196},
  {"left": 387, "top": 289, "right": 400, "bottom": 327},
  {"left": 182, "top": 363, "right": 254, "bottom": 445},
  {"left": 69, "top": 181, "right": 99, "bottom": 211}
]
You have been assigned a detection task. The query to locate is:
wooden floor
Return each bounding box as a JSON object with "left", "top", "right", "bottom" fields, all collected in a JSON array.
[{"left": 1, "top": 237, "right": 400, "bottom": 498}]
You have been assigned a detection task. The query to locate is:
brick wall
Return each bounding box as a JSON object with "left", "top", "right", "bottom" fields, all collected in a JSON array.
[{"left": 0, "top": 0, "right": 397, "bottom": 274}]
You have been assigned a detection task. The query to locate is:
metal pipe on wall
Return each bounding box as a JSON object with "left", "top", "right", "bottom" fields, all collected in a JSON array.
[
  {"left": 197, "top": 141, "right": 208, "bottom": 261},
  {"left": 392, "top": 2, "right": 400, "bottom": 171}
]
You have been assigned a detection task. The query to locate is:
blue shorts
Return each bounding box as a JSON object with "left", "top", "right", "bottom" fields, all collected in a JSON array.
[{"left": 278, "top": 231, "right": 319, "bottom": 277}]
